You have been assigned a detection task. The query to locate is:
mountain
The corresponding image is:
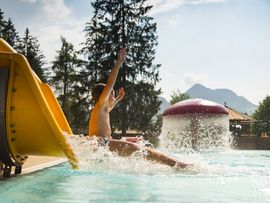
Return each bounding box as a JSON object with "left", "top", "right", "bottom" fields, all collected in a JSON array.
[{"left": 185, "top": 84, "right": 257, "bottom": 115}]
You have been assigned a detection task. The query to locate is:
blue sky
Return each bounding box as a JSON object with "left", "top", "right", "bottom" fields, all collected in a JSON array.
[{"left": 0, "top": 0, "right": 269, "bottom": 105}]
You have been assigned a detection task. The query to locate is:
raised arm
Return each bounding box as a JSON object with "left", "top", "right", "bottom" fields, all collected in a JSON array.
[
  {"left": 98, "top": 48, "right": 126, "bottom": 104},
  {"left": 109, "top": 87, "right": 125, "bottom": 111}
]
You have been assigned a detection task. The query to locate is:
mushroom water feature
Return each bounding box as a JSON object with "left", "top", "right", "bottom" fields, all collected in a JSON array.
[{"left": 160, "top": 98, "right": 230, "bottom": 150}]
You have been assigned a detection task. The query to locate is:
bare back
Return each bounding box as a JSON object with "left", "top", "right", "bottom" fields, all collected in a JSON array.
[
  {"left": 88, "top": 48, "right": 126, "bottom": 139},
  {"left": 88, "top": 101, "right": 111, "bottom": 139}
]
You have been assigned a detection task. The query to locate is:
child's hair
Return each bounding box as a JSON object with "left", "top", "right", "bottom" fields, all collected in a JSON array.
[{"left": 92, "top": 83, "right": 106, "bottom": 103}]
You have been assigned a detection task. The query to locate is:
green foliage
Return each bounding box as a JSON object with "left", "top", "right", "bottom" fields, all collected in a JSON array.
[
  {"left": 17, "top": 28, "right": 47, "bottom": 82},
  {"left": 83, "top": 0, "right": 161, "bottom": 135},
  {"left": 2, "top": 18, "right": 20, "bottom": 49},
  {"left": 170, "top": 89, "right": 190, "bottom": 104},
  {"left": 0, "top": 11, "right": 46, "bottom": 80},
  {"left": 0, "top": 9, "right": 20, "bottom": 49},
  {"left": 253, "top": 95, "right": 270, "bottom": 121},
  {"left": 252, "top": 95, "right": 270, "bottom": 136},
  {"left": 253, "top": 96, "right": 270, "bottom": 120},
  {"left": 0, "top": 9, "right": 5, "bottom": 35},
  {"left": 50, "top": 37, "right": 89, "bottom": 133},
  {"left": 144, "top": 114, "right": 163, "bottom": 147}
]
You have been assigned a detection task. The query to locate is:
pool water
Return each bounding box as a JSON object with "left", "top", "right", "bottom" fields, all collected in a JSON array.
[{"left": 1, "top": 149, "right": 270, "bottom": 203}]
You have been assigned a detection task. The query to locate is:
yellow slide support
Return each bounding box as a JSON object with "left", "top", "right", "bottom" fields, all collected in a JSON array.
[{"left": 0, "top": 38, "right": 79, "bottom": 174}]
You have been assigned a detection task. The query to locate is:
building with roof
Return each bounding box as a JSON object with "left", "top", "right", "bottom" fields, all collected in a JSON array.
[
  {"left": 225, "top": 103, "right": 256, "bottom": 136},
  {"left": 224, "top": 103, "right": 270, "bottom": 150}
]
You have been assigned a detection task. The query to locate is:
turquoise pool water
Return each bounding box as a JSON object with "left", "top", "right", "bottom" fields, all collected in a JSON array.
[{"left": 1, "top": 149, "right": 270, "bottom": 203}]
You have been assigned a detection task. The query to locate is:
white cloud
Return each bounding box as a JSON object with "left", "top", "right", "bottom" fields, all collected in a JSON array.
[
  {"left": 168, "top": 14, "right": 182, "bottom": 30},
  {"left": 160, "top": 69, "right": 173, "bottom": 78},
  {"left": 183, "top": 73, "right": 208, "bottom": 86},
  {"left": 148, "top": 0, "right": 226, "bottom": 15},
  {"left": 19, "top": 0, "right": 37, "bottom": 3},
  {"left": 148, "top": 0, "right": 185, "bottom": 15},
  {"left": 188, "top": 0, "right": 226, "bottom": 5},
  {"left": 42, "top": 0, "right": 71, "bottom": 19},
  {"left": 37, "top": 18, "right": 86, "bottom": 63}
]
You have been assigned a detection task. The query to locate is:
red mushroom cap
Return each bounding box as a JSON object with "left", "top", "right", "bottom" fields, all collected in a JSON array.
[{"left": 163, "top": 99, "right": 228, "bottom": 116}]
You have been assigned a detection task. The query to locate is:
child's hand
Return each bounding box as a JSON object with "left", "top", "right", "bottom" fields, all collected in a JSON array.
[
  {"left": 118, "top": 87, "right": 125, "bottom": 99},
  {"left": 117, "top": 48, "right": 126, "bottom": 63}
]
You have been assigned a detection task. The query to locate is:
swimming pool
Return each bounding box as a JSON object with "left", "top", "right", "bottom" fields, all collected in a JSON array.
[{"left": 1, "top": 149, "right": 270, "bottom": 203}]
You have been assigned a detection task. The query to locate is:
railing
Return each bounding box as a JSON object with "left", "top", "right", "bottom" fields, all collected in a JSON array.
[
  {"left": 230, "top": 120, "right": 270, "bottom": 137},
  {"left": 253, "top": 120, "right": 270, "bottom": 136}
]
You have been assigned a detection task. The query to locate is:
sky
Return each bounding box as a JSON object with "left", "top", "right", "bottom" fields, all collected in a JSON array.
[{"left": 0, "top": 0, "right": 269, "bottom": 105}]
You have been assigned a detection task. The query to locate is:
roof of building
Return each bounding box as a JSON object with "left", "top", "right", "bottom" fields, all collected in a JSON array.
[{"left": 225, "top": 105, "right": 255, "bottom": 122}]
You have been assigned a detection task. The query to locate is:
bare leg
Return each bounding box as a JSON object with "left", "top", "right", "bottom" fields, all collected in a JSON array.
[
  {"left": 144, "top": 148, "right": 190, "bottom": 168},
  {"left": 107, "top": 139, "right": 140, "bottom": 156},
  {"left": 107, "top": 139, "right": 191, "bottom": 168}
]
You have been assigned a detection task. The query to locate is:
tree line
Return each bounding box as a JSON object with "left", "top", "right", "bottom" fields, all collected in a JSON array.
[
  {"left": 0, "top": 0, "right": 162, "bottom": 139},
  {"left": 2, "top": 0, "right": 269, "bottom": 138}
]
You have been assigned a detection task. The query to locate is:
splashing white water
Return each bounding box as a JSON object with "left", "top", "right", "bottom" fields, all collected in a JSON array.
[
  {"left": 64, "top": 112, "right": 231, "bottom": 175},
  {"left": 65, "top": 134, "right": 193, "bottom": 175},
  {"left": 159, "top": 114, "right": 230, "bottom": 150}
]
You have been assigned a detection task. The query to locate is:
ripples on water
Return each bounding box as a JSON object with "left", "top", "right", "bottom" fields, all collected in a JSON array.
[{"left": 2, "top": 134, "right": 270, "bottom": 202}]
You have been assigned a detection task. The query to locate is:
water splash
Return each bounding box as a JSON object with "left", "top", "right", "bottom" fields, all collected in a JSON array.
[
  {"left": 65, "top": 134, "right": 193, "bottom": 175},
  {"left": 159, "top": 114, "right": 230, "bottom": 150},
  {"left": 64, "top": 112, "right": 231, "bottom": 175},
  {"left": 61, "top": 135, "right": 267, "bottom": 177}
]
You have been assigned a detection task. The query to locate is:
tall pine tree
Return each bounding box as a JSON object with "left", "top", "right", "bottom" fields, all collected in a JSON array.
[
  {"left": 2, "top": 18, "right": 20, "bottom": 49},
  {"left": 17, "top": 28, "right": 47, "bottom": 82},
  {"left": 51, "top": 36, "right": 88, "bottom": 133},
  {"left": 0, "top": 9, "right": 20, "bottom": 49},
  {"left": 83, "top": 0, "right": 161, "bottom": 135},
  {"left": 0, "top": 9, "right": 6, "bottom": 37}
]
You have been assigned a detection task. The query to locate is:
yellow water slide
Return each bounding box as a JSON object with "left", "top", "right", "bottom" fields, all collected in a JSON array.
[{"left": 0, "top": 38, "right": 79, "bottom": 177}]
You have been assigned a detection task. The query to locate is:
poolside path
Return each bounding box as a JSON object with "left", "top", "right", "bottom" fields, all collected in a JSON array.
[
  {"left": 0, "top": 156, "right": 67, "bottom": 180},
  {"left": 22, "top": 156, "right": 67, "bottom": 174}
]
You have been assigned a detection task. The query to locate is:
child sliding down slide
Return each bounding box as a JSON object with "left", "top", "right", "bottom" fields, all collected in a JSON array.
[{"left": 88, "top": 48, "right": 191, "bottom": 168}]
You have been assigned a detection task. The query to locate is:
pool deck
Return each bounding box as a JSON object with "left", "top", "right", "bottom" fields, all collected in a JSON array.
[
  {"left": 22, "top": 156, "right": 67, "bottom": 174},
  {"left": 0, "top": 156, "right": 67, "bottom": 179}
]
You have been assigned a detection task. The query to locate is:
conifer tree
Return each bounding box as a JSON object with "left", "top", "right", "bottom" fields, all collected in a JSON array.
[
  {"left": 17, "top": 28, "right": 47, "bottom": 82},
  {"left": 170, "top": 90, "right": 190, "bottom": 104},
  {"left": 2, "top": 18, "right": 20, "bottom": 49},
  {"left": 0, "top": 9, "right": 6, "bottom": 37},
  {"left": 51, "top": 37, "right": 88, "bottom": 133},
  {"left": 253, "top": 96, "right": 270, "bottom": 121},
  {"left": 252, "top": 96, "right": 270, "bottom": 136},
  {"left": 83, "top": 0, "right": 161, "bottom": 135},
  {"left": 0, "top": 9, "right": 20, "bottom": 49}
]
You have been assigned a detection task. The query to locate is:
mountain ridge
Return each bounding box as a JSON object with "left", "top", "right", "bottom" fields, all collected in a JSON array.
[{"left": 185, "top": 83, "right": 257, "bottom": 115}]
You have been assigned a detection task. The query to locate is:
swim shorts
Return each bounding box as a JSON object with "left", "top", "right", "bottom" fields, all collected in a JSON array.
[{"left": 98, "top": 137, "right": 110, "bottom": 146}]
